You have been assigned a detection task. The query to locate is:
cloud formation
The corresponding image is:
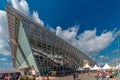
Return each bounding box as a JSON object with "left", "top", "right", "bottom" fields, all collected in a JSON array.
[
  {"left": 56, "top": 25, "right": 79, "bottom": 42},
  {"left": 112, "top": 49, "right": 119, "bottom": 54},
  {"left": 110, "top": 58, "right": 118, "bottom": 66},
  {"left": 46, "top": 24, "right": 56, "bottom": 33},
  {"left": 0, "top": 58, "right": 7, "bottom": 61},
  {"left": 9, "top": 0, "right": 44, "bottom": 26},
  {"left": 56, "top": 26, "right": 115, "bottom": 57},
  {"left": 0, "top": 10, "right": 11, "bottom": 55},
  {"left": 99, "top": 55, "right": 109, "bottom": 61},
  {"left": 9, "top": 0, "right": 29, "bottom": 15},
  {"left": 32, "top": 11, "right": 44, "bottom": 26}
]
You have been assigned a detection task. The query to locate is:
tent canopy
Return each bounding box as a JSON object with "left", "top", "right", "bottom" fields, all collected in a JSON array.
[
  {"left": 102, "top": 63, "right": 111, "bottom": 70},
  {"left": 91, "top": 64, "right": 100, "bottom": 70},
  {"left": 76, "top": 66, "right": 83, "bottom": 71},
  {"left": 83, "top": 63, "right": 91, "bottom": 69},
  {"left": 115, "top": 64, "right": 120, "bottom": 69}
]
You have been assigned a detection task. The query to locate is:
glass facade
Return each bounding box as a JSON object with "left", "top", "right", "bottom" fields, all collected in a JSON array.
[
  {"left": 18, "top": 21, "right": 38, "bottom": 72},
  {"left": 7, "top": 5, "right": 97, "bottom": 76}
]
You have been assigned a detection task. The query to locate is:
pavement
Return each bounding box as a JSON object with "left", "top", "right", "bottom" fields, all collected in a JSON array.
[{"left": 49, "top": 74, "right": 120, "bottom": 80}]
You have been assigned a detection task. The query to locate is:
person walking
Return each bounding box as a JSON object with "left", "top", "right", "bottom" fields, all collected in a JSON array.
[
  {"left": 101, "top": 73, "right": 107, "bottom": 80},
  {"left": 41, "top": 76, "right": 45, "bottom": 80},
  {"left": 46, "top": 76, "right": 49, "bottom": 80},
  {"left": 75, "top": 72, "right": 78, "bottom": 80},
  {"left": 109, "top": 74, "right": 115, "bottom": 80},
  {"left": 73, "top": 73, "right": 76, "bottom": 80},
  {"left": 95, "top": 73, "right": 100, "bottom": 80}
]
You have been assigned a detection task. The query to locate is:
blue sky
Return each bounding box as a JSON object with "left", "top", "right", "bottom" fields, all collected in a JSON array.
[{"left": 0, "top": 0, "right": 120, "bottom": 69}]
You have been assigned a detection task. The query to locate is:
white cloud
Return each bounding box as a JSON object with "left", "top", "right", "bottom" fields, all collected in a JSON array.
[
  {"left": 56, "top": 25, "right": 79, "bottom": 42},
  {"left": 56, "top": 26, "right": 115, "bottom": 57},
  {"left": 78, "top": 29, "right": 114, "bottom": 56},
  {"left": 114, "top": 30, "right": 120, "bottom": 38},
  {"left": 0, "top": 10, "right": 11, "bottom": 55},
  {"left": 0, "top": 10, "right": 8, "bottom": 41},
  {"left": 0, "top": 58, "right": 7, "bottom": 61},
  {"left": 112, "top": 49, "right": 119, "bottom": 53},
  {"left": 46, "top": 24, "right": 56, "bottom": 33},
  {"left": 9, "top": 0, "right": 44, "bottom": 26},
  {"left": 110, "top": 58, "right": 119, "bottom": 66},
  {"left": 99, "top": 55, "right": 105, "bottom": 59},
  {"left": 99, "top": 55, "right": 109, "bottom": 61},
  {"left": 9, "top": 0, "right": 29, "bottom": 15},
  {"left": 98, "top": 62, "right": 104, "bottom": 66},
  {"left": 32, "top": 11, "right": 44, "bottom": 26},
  {"left": 56, "top": 26, "right": 62, "bottom": 35}
]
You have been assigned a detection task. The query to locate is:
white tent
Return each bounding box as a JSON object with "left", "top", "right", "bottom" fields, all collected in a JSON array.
[
  {"left": 115, "top": 64, "right": 120, "bottom": 69},
  {"left": 102, "top": 63, "right": 111, "bottom": 70},
  {"left": 111, "top": 66, "right": 117, "bottom": 70},
  {"left": 91, "top": 64, "right": 100, "bottom": 70},
  {"left": 76, "top": 66, "right": 83, "bottom": 71},
  {"left": 83, "top": 63, "right": 91, "bottom": 69}
]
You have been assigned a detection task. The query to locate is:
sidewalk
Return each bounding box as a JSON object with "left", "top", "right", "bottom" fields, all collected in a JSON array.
[{"left": 49, "top": 74, "right": 119, "bottom": 80}]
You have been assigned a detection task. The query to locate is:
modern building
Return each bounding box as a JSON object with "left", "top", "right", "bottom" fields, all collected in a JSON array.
[{"left": 6, "top": 5, "right": 97, "bottom": 75}]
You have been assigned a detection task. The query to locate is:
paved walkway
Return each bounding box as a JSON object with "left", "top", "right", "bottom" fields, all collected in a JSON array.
[{"left": 49, "top": 74, "right": 119, "bottom": 80}]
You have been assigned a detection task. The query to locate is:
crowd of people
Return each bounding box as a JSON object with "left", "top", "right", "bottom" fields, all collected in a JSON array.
[
  {"left": 0, "top": 69, "right": 119, "bottom": 80},
  {"left": 0, "top": 73, "right": 50, "bottom": 80},
  {"left": 95, "top": 70, "right": 118, "bottom": 80},
  {"left": 0, "top": 73, "right": 23, "bottom": 80}
]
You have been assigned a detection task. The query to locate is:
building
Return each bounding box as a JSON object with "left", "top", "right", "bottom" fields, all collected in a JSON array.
[{"left": 6, "top": 5, "right": 97, "bottom": 75}]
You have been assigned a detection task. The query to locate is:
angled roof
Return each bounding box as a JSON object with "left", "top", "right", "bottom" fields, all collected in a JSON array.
[
  {"left": 102, "top": 63, "right": 111, "bottom": 70},
  {"left": 91, "top": 64, "right": 100, "bottom": 70},
  {"left": 83, "top": 63, "right": 91, "bottom": 69}
]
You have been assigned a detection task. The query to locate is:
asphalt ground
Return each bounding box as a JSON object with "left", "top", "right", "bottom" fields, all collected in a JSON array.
[{"left": 49, "top": 73, "right": 119, "bottom": 80}]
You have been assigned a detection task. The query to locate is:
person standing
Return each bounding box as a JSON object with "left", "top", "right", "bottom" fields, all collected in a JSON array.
[
  {"left": 95, "top": 73, "right": 100, "bottom": 80},
  {"left": 75, "top": 73, "right": 78, "bottom": 80},
  {"left": 41, "top": 76, "right": 45, "bottom": 80},
  {"left": 109, "top": 74, "right": 115, "bottom": 80},
  {"left": 73, "top": 73, "right": 76, "bottom": 80},
  {"left": 46, "top": 76, "right": 49, "bottom": 80}
]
